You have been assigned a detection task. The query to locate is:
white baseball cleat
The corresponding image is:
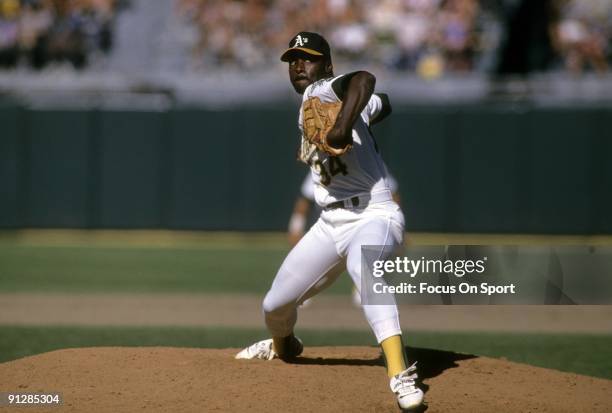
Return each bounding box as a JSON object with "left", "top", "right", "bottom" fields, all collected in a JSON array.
[
  {"left": 390, "top": 363, "right": 424, "bottom": 411},
  {"left": 235, "top": 339, "right": 277, "bottom": 360}
]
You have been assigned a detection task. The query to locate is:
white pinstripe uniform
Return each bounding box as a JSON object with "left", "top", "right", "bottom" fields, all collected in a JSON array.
[{"left": 263, "top": 74, "right": 405, "bottom": 343}]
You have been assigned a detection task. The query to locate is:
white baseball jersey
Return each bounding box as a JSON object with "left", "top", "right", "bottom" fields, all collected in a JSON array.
[
  {"left": 300, "top": 168, "right": 399, "bottom": 202},
  {"left": 298, "top": 74, "right": 392, "bottom": 208}
]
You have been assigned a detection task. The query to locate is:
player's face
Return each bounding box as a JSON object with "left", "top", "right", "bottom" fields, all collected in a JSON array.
[{"left": 288, "top": 55, "right": 328, "bottom": 94}]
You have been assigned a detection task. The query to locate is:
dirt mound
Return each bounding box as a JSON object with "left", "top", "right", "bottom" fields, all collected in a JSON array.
[{"left": 1, "top": 346, "right": 610, "bottom": 413}]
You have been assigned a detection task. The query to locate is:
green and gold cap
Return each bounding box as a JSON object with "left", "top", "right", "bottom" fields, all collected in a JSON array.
[{"left": 280, "top": 32, "right": 331, "bottom": 62}]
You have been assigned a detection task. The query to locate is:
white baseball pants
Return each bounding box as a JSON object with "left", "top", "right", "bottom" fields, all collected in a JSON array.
[{"left": 263, "top": 199, "right": 405, "bottom": 343}]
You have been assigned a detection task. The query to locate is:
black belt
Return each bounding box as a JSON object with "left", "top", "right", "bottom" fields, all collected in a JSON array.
[{"left": 325, "top": 196, "right": 360, "bottom": 210}]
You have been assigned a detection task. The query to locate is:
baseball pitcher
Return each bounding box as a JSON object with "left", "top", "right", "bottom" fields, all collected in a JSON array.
[{"left": 236, "top": 31, "right": 424, "bottom": 411}]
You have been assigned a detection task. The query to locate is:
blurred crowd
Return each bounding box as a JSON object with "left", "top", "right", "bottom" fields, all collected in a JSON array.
[
  {"left": 176, "top": 0, "right": 612, "bottom": 76},
  {"left": 553, "top": 0, "right": 611, "bottom": 74},
  {"left": 176, "top": 0, "right": 500, "bottom": 77},
  {"left": 0, "top": 0, "right": 118, "bottom": 69},
  {"left": 1, "top": 0, "right": 611, "bottom": 75}
]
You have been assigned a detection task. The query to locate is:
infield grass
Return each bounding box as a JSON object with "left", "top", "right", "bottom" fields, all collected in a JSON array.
[
  {"left": 3, "top": 229, "right": 611, "bottom": 294},
  {"left": 0, "top": 243, "right": 353, "bottom": 294}
]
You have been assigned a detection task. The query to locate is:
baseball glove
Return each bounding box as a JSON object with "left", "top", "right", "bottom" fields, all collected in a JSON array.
[{"left": 302, "top": 97, "right": 352, "bottom": 156}]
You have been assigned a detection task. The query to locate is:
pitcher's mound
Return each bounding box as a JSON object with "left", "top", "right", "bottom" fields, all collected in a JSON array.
[{"left": 1, "top": 346, "right": 610, "bottom": 412}]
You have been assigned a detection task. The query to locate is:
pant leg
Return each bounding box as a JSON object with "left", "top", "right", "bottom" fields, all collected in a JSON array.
[
  {"left": 345, "top": 212, "right": 404, "bottom": 343},
  {"left": 263, "top": 220, "right": 344, "bottom": 338}
]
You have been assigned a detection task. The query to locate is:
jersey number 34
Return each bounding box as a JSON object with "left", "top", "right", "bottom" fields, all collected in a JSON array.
[{"left": 313, "top": 157, "right": 348, "bottom": 186}]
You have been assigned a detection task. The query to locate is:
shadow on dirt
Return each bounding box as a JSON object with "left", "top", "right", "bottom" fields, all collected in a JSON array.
[
  {"left": 293, "top": 346, "right": 476, "bottom": 412},
  {"left": 292, "top": 354, "right": 384, "bottom": 367},
  {"left": 293, "top": 346, "right": 476, "bottom": 394},
  {"left": 405, "top": 346, "right": 476, "bottom": 382}
]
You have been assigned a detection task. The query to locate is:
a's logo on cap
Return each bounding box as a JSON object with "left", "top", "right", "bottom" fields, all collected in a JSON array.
[{"left": 293, "top": 35, "right": 308, "bottom": 48}]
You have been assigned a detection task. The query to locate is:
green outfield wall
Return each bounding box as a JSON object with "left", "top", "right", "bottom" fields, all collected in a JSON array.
[{"left": 1, "top": 103, "right": 610, "bottom": 233}]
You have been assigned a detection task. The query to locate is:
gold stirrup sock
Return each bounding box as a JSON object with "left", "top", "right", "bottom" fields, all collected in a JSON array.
[{"left": 381, "top": 335, "right": 407, "bottom": 378}]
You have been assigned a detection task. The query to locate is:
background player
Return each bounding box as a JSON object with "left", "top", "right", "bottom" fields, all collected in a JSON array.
[{"left": 236, "top": 32, "right": 424, "bottom": 410}]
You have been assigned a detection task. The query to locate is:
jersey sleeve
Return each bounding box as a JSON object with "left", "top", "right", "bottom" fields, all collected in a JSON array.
[
  {"left": 361, "top": 94, "right": 383, "bottom": 125},
  {"left": 300, "top": 173, "right": 316, "bottom": 201},
  {"left": 327, "top": 73, "right": 382, "bottom": 125},
  {"left": 306, "top": 75, "right": 343, "bottom": 104}
]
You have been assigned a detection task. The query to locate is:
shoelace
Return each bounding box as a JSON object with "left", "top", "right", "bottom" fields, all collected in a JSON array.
[
  {"left": 395, "top": 362, "right": 418, "bottom": 388},
  {"left": 256, "top": 341, "right": 277, "bottom": 359},
  {"left": 257, "top": 341, "right": 271, "bottom": 354}
]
